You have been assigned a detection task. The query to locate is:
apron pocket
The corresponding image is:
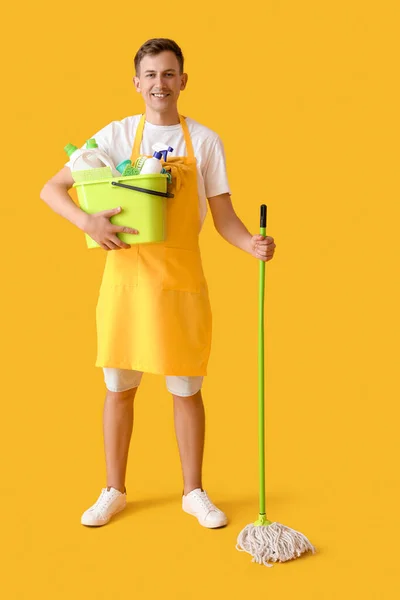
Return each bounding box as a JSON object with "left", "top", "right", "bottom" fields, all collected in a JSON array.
[{"left": 162, "top": 247, "right": 203, "bottom": 293}]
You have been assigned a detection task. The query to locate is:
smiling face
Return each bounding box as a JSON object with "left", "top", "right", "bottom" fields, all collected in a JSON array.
[{"left": 134, "top": 51, "right": 188, "bottom": 116}]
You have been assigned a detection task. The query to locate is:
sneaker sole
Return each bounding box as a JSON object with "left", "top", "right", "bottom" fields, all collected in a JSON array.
[
  {"left": 182, "top": 505, "right": 228, "bottom": 528},
  {"left": 81, "top": 502, "right": 127, "bottom": 527}
]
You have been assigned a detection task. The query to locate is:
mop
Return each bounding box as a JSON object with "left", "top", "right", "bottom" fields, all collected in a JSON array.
[{"left": 236, "top": 204, "right": 316, "bottom": 567}]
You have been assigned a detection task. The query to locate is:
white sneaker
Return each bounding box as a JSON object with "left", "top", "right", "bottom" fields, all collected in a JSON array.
[
  {"left": 182, "top": 488, "right": 228, "bottom": 528},
  {"left": 81, "top": 487, "right": 127, "bottom": 527}
]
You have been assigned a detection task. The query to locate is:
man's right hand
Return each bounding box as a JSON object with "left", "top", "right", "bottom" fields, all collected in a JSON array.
[{"left": 83, "top": 207, "right": 139, "bottom": 250}]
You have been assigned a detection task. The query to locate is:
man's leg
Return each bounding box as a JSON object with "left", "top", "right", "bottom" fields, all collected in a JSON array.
[
  {"left": 103, "top": 387, "right": 138, "bottom": 493},
  {"left": 81, "top": 384, "right": 138, "bottom": 527},
  {"left": 172, "top": 385, "right": 228, "bottom": 528},
  {"left": 172, "top": 389, "right": 205, "bottom": 495}
]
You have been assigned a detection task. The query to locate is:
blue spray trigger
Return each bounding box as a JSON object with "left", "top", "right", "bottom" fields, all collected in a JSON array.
[{"left": 160, "top": 146, "right": 173, "bottom": 161}]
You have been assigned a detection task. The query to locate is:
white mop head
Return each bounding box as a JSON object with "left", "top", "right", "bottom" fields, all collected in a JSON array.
[{"left": 236, "top": 522, "right": 316, "bottom": 567}]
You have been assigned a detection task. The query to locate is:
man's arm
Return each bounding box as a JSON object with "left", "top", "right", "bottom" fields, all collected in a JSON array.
[
  {"left": 40, "top": 166, "right": 89, "bottom": 231},
  {"left": 208, "top": 193, "right": 253, "bottom": 254}
]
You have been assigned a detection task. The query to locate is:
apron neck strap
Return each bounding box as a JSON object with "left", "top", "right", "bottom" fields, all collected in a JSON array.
[{"left": 131, "top": 114, "right": 194, "bottom": 162}]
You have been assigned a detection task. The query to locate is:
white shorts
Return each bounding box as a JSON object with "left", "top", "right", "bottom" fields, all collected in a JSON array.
[{"left": 103, "top": 368, "right": 204, "bottom": 397}]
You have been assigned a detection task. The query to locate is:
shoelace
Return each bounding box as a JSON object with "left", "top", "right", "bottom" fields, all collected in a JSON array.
[
  {"left": 91, "top": 489, "right": 117, "bottom": 516},
  {"left": 194, "top": 491, "right": 217, "bottom": 514}
]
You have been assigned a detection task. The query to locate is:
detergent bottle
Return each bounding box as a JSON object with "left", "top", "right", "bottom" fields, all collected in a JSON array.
[
  {"left": 140, "top": 145, "right": 173, "bottom": 174},
  {"left": 64, "top": 139, "right": 119, "bottom": 176}
]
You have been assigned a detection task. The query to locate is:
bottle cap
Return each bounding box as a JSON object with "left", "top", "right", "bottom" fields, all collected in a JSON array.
[
  {"left": 64, "top": 143, "right": 78, "bottom": 157},
  {"left": 86, "top": 138, "right": 98, "bottom": 149}
]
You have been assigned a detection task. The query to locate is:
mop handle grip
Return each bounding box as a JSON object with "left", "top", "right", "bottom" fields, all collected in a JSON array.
[{"left": 260, "top": 204, "right": 267, "bottom": 228}]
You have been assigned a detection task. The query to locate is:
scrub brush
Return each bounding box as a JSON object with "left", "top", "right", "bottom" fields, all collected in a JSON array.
[{"left": 133, "top": 156, "right": 148, "bottom": 171}]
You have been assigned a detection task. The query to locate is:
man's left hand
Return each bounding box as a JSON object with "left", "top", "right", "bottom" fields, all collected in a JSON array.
[{"left": 250, "top": 235, "right": 276, "bottom": 262}]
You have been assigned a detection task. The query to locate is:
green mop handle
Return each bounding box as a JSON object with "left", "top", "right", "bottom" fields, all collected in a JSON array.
[{"left": 258, "top": 204, "right": 270, "bottom": 524}]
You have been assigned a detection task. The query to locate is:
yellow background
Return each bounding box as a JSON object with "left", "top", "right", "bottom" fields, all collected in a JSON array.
[{"left": 1, "top": 1, "right": 399, "bottom": 598}]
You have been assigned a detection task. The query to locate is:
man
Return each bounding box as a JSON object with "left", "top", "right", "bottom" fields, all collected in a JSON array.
[{"left": 40, "top": 38, "right": 276, "bottom": 529}]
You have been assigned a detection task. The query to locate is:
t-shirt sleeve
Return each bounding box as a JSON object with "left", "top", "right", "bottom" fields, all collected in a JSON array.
[
  {"left": 202, "top": 136, "right": 231, "bottom": 199},
  {"left": 64, "top": 121, "right": 115, "bottom": 169}
]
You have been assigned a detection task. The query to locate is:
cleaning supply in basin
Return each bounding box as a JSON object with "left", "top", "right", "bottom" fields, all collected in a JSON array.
[
  {"left": 133, "top": 156, "right": 148, "bottom": 172},
  {"left": 122, "top": 163, "right": 171, "bottom": 182},
  {"left": 140, "top": 145, "right": 173, "bottom": 174},
  {"left": 64, "top": 143, "right": 114, "bottom": 182},
  {"left": 116, "top": 159, "right": 132, "bottom": 174},
  {"left": 64, "top": 143, "right": 99, "bottom": 169},
  {"left": 84, "top": 139, "right": 120, "bottom": 176},
  {"left": 152, "top": 142, "right": 174, "bottom": 156},
  {"left": 121, "top": 164, "right": 141, "bottom": 176},
  {"left": 160, "top": 168, "right": 172, "bottom": 184},
  {"left": 64, "top": 140, "right": 120, "bottom": 177}
]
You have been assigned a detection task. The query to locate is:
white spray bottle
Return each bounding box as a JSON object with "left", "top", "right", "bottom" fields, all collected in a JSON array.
[{"left": 140, "top": 145, "right": 173, "bottom": 174}]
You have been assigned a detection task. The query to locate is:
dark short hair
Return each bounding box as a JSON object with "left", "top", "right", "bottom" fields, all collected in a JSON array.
[{"left": 134, "top": 38, "right": 184, "bottom": 75}]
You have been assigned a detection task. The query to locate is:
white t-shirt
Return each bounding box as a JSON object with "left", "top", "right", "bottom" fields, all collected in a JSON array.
[{"left": 65, "top": 115, "right": 231, "bottom": 229}]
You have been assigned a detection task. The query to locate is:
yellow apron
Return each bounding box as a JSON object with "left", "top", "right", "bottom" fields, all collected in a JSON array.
[{"left": 95, "top": 114, "right": 212, "bottom": 376}]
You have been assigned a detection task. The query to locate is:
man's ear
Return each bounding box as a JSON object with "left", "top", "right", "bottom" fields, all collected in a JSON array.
[
  {"left": 133, "top": 76, "right": 141, "bottom": 93},
  {"left": 180, "top": 73, "right": 188, "bottom": 91}
]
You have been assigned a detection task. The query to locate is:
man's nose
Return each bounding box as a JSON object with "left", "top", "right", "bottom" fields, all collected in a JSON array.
[{"left": 157, "top": 75, "right": 169, "bottom": 88}]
